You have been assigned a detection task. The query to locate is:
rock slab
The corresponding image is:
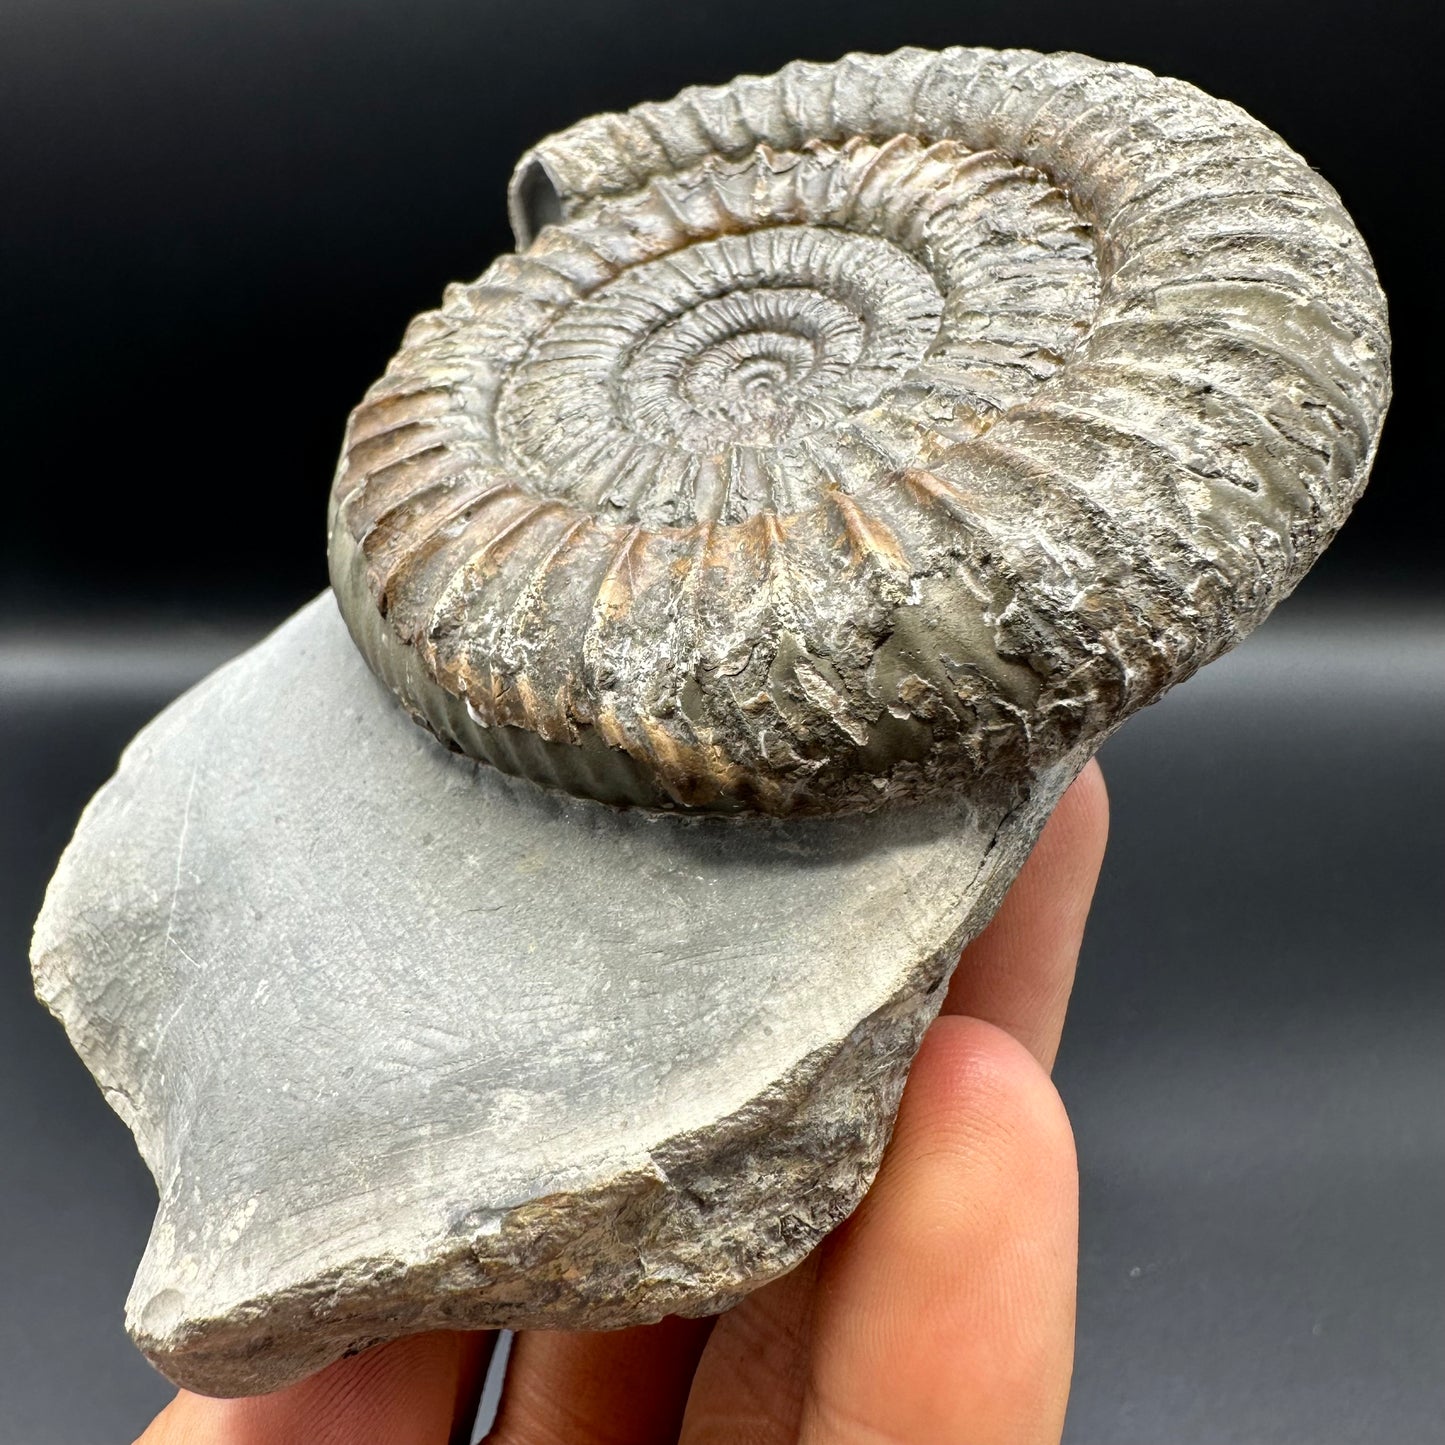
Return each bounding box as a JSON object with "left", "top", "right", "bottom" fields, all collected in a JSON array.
[{"left": 31, "top": 594, "right": 1076, "bottom": 1395}]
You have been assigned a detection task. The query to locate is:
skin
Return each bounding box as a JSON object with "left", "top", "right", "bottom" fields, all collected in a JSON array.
[{"left": 139, "top": 759, "right": 1109, "bottom": 1445}]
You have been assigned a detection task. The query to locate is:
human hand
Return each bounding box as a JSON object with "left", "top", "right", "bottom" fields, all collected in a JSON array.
[{"left": 138, "top": 761, "right": 1108, "bottom": 1445}]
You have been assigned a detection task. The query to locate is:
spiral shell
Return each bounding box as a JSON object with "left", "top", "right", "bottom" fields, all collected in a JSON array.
[{"left": 329, "top": 47, "right": 1389, "bottom": 815}]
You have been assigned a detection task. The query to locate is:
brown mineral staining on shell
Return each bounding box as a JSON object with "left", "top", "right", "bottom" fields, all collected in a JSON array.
[{"left": 328, "top": 46, "right": 1389, "bottom": 816}]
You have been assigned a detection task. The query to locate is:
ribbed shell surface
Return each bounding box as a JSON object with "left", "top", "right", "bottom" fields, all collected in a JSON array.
[{"left": 329, "top": 46, "right": 1389, "bottom": 815}]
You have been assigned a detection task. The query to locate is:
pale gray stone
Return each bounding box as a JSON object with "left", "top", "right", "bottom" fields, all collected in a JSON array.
[{"left": 33, "top": 595, "right": 1080, "bottom": 1395}]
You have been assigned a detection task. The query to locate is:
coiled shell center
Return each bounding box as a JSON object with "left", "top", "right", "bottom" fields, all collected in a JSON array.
[
  {"left": 504, "top": 227, "right": 942, "bottom": 470},
  {"left": 485, "top": 139, "right": 1097, "bottom": 528}
]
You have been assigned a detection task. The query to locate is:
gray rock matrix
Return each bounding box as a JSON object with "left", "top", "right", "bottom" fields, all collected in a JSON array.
[
  {"left": 34, "top": 596, "right": 1080, "bottom": 1394},
  {"left": 34, "top": 46, "right": 1387, "bottom": 1397}
]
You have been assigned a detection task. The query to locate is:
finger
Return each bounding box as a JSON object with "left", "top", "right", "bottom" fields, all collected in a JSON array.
[
  {"left": 486, "top": 1314, "right": 714, "bottom": 1445},
  {"left": 944, "top": 758, "right": 1108, "bottom": 1069},
  {"left": 800, "top": 1015, "right": 1078, "bottom": 1445},
  {"left": 136, "top": 1329, "right": 495, "bottom": 1445},
  {"left": 676, "top": 1254, "right": 820, "bottom": 1445},
  {"left": 682, "top": 765, "right": 1101, "bottom": 1442}
]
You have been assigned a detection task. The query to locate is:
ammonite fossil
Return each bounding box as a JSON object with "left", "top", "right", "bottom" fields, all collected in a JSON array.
[{"left": 330, "top": 46, "right": 1388, "bottom": 817}]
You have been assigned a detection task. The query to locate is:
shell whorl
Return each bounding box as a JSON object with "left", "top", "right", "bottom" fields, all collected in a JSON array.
[{"left": 329, "top": 47, "right": 1390, "bottom": 816}]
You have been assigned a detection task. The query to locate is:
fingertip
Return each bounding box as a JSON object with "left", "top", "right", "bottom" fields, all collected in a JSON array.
[
  {"left": 942, "top": 759, "right": 1109, "bottom": 1068},
  {"left": 864, "top": 1016, "right": 1077, "bottom": 1236},
  {"left": 909, "top": 1012, "right": 1074, "bottom": 1139},
  {"left": 1055, "top": 757, "right": 1110, "bottom": 877}
]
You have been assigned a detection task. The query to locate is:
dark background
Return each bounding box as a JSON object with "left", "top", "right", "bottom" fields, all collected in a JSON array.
[
  {"left": 0, "top": 0, "right": 1438, "bottom": 620},
  {"left": 2, "top": 2, "right": 1440, "bottom": 1442}
]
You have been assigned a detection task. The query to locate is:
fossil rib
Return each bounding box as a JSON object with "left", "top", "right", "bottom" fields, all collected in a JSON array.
[{"left": 329, "top": 46, "right": 1389, "bottom": 817}]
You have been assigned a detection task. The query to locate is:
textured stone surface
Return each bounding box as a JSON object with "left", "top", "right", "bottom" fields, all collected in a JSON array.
[
  {"left": 33, "top": 595, "right": 1079, "bottom": 1396},
  {"left": 330, "top": 45, "right": 1388, "bottom": 816}
]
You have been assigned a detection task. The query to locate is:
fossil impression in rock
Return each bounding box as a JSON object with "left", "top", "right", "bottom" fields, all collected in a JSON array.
[{"left": 34, "top": 47, "right": 1388, "bottom": 1396}]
